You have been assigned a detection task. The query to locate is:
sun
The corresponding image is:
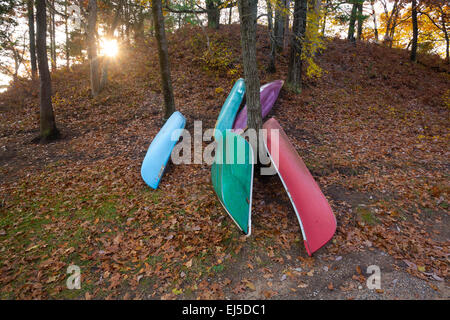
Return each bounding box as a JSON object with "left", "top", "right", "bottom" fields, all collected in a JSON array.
[{"left": 100, "top": 39, "right": 119, "bottom": 57}]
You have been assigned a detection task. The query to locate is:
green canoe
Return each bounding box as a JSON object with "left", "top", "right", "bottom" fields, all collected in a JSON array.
[
  {"left": 211, "top": 131, "right": 254, "bottom": 235},
  {"left": 213, "top": 78, "right": 245, "bottom": 141}
]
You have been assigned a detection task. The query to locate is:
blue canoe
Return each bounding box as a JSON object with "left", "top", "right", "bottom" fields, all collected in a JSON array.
[
  {"left": 213, "top": 78, "right": 245, "bottom": 140},
  {"left": 141, "top": 111, "right": 186, "bottom": 189}
]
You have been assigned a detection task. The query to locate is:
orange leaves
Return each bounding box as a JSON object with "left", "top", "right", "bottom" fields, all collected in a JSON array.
[
  {"left": 244, "top": 280, "right": 256, "bottom": 291},
  {"left": 263, "top": 290, "right": 277, "bottom": 298},
  {"left": 327, "top": 282, "right": 334, "bottom": 291},
  {"left": 1, "top": 23, "right": 449, "bottom": 301},
  {"left": 108, "top": 273, "right": 121, "bottom": 290},
  {"left": 184, "top": 259, "right": 193, "bottom": 268}
]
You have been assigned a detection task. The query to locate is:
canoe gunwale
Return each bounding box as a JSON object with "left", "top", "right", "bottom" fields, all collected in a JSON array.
[
  {"left": 262, "top": 137, "right": 308, "bottom": 247},
  {"left": 263, "top": 118, "right": 336, "bottom": 256}
]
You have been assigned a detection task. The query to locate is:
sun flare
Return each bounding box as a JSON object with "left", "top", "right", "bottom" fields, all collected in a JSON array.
[{"left": 100, "top": 39, "right": 119, "bottom": 57}]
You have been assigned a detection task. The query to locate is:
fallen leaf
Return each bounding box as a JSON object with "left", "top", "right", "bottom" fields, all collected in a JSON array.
[{"left": 245, "top": 281, "right": 255, "bottom": 291}]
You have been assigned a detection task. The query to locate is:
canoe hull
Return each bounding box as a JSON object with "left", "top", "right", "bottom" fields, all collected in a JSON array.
[
  {"left": 263, "top": 118, "right": 336, "bottom": 255},
  {"left": 232, "top": 80, "right": 284, "bottom": 132},
  {"left": 214, "top": 79, "right": 246, "bottom": 140},
  {"left": 211, "top": 131, "right": 254, "bottom": 235},
  {"left": 141, "top": 111, "right": 186, "bottom": 189}
]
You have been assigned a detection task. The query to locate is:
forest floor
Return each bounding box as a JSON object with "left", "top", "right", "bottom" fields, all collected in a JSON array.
[{"left": 0, "top": 25, "right": 449, "bottom": 300}]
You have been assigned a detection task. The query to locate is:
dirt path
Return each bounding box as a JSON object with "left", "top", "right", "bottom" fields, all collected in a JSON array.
[{"left": 217, "top": 246, "right": 448, "bottom": 300}]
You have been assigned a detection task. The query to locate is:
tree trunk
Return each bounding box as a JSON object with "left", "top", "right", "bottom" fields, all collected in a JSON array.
[
  {"left": 87, "top": 0, "right": 100, "bottom": 97},
  {"left": 445, "top": 32, "right": 449, "bottom": 64},
  {"left": 36, "top": 0, "right": 58, "bottom": 140},
  {"left": 442, "top": 14, "right": 449, "bottom": 64},
  {"left": 348, "top": 1, "right": 357, "bottom": 41},
  {"left": 322, "top": 0, "right": 329, "bottom": 36},
  {"left": 238, "top": 0, "right": 262, "bottom": 135},
  {"left": 286, "top": 0, "right": 307, "bottom": 93},
  {"left": 48, "top": 4, "right": 53, "bottom": 69},
  {"left": 384, "top": 0, "right": 396, "bottom": 40},
  {"left": 384, "top": 0, "right": 398, "bottom": 47},
  {"left": 133, "top": 5, "right": 145, "bottom": 39},
  {"left": 206, "top": 0, "right": 220, "bottom": 29},
  {"left": 229, "top": 6, "right": 232, "bottom": 24},
  {"left": 266, "top": 0, "right": 276, "bottom": 73},
  {"left": 284, "top": 0, "right": 291, "bottom": 48},
  {"left": 370, "top": 0, "right": 378, "bottom": 42},
  {"left": 100, "top": 0, "right": 122, "bottom": 91},
  {"left": 13, "top": 53, "right": 19, "bottom": 82},
  {"left": 152, "top": 0, "right": 176, "bottom": 120},
  {"left": 65, "top": 0, "right": 69, "bottom": 68},
  {"left": 27, "top": 0, "right": 37, "bottom": 79},
  {"left": 124, "top": 0, "right": 130, "bottom": 41},
  {"left": 356, "top": 2, "right": 363, "bottom": 40},
  {"left": 410, "top": 0, "right": 418, "bottom": 62},
  {"left": 50, "top": 0, "right": 57, "bottom": 71},
  {"left": 388, "top": 3, "right": 400, "bottom": 48},
  {"left": 274, "top": 0, "right": 287, "bottom": 51}
]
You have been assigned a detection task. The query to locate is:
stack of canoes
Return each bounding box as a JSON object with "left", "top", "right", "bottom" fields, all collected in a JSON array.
[
  {"left": 140, "top": 79, "right": 336, "bottom": 256},
  {"left": 211, "top": 78, "right": 336, "bottom": 255}
]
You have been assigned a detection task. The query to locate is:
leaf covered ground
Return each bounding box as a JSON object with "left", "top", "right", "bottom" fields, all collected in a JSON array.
[{"left": 0, "top": 25, "right": 449, "bottom": 299}]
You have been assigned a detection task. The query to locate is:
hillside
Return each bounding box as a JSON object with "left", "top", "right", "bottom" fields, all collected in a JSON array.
[{"left": 0, "top": 25, "right": 449, "bottom": 299}]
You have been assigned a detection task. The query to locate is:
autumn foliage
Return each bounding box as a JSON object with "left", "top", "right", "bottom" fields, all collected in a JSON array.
[{"left": 0, "top": 25, "right": 449, "bottom": 299}]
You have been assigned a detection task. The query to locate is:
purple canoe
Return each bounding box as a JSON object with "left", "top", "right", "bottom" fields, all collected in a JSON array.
[{"left": 232, "top": 80, "right": 284, "bottom": 132}]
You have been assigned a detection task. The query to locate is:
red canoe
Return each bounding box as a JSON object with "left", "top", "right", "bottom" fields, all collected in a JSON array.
[{"left": 263, "top": 118, "right": 336, "bottom": 255}]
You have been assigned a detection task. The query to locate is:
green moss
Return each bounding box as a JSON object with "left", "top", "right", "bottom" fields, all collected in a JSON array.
[{"left": 356, "top": 206, "right": 380, "bottom": 225}]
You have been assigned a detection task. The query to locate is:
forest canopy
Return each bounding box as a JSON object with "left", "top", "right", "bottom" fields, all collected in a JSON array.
[{"left": 0, "top": 0, "right": 448, "bottom": 88}]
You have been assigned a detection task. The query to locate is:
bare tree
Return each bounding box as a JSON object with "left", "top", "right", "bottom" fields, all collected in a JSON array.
[
  {"left": 410, "top": 0, "right": 418, "bottom": 62},
  {"left": 87, "top": 0, "right": 100, "bottom": 97},
  {"left": 27, "top": 0, "right": 37, "bottom": 79},
  {"left": 206, "top": 0, "right": 221, "bottom": 29},
  {"left": 370, "top": 0, "right": 378, "bottom": 42},
  {"left": 163, "top": 0, "right": 233, "bottom": 30},
  {"left": 152, "top": 0, "right": 176, "bottom": 120},
  {"left": 238, "top": 0, "right": 262, "bottom": 134},
  {"left": 286, "top": 0, "right": 307, "bottom": 93},
  {"left": 266, "top": 0, "right": 276, "bottom": 73},
  {"left": 36, "top": 0, "right": 58, "bottom": 140},
  {"left": 356, "top": 1, "right": 363, "bottom": 40},
  {"left": 1, "top": 31, "right": 26, "bottom": 82},
  {"left": 348, "top": 1, "right": 358, "bottom": 41},
  {"left": 100, "top": 0, "right": 123, "bottom": 91},
  {"left": 64, "top": 0, "right": 69, "bottom": 68},
  {"left": 274, "top": 0, "right": 289, "bottom": 51},
  {"left": 383, "top": 0, "right": 400, "bottom": 47},
  {"left": 419, "top": 3, "right": 449, "bottom": 64}
]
